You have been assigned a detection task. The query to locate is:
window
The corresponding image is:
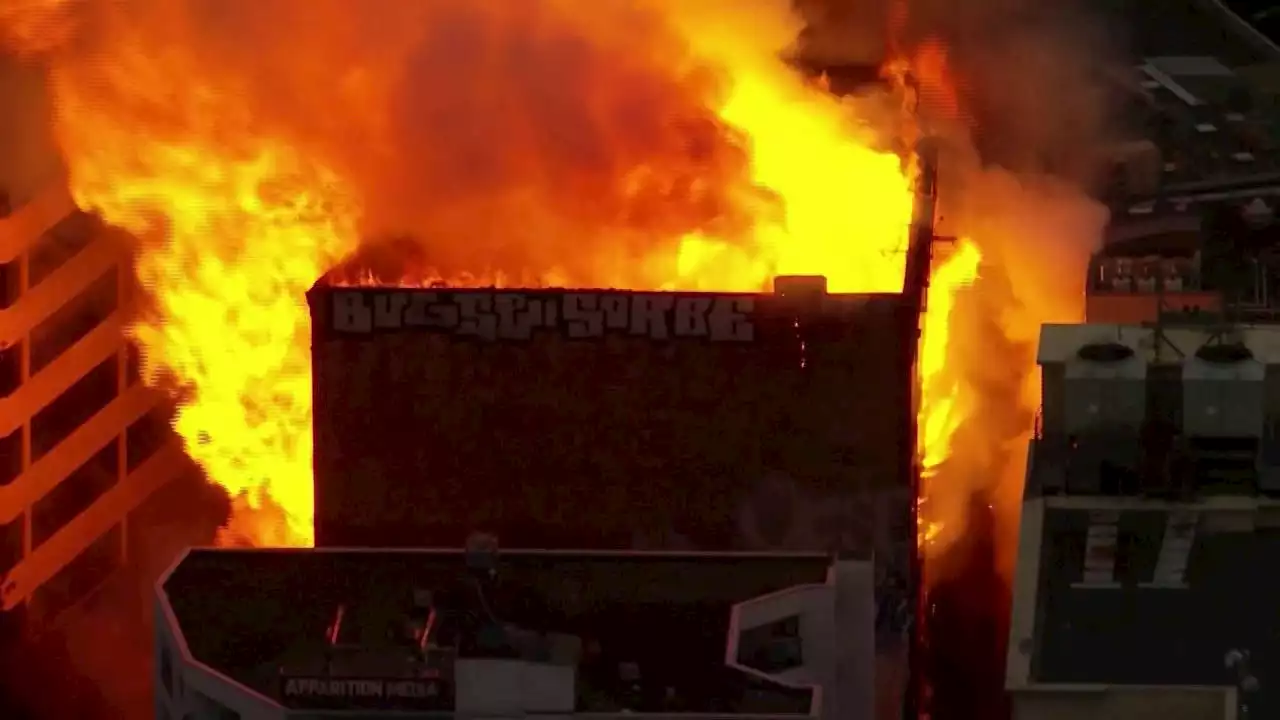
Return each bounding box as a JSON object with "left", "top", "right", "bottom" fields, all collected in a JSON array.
[{"left": 736, "top": 615, "right": 803, "bottom": 673}]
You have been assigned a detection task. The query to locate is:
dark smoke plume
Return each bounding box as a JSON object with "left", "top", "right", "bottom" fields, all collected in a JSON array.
[{"left": 798, "top": 1, "right": 1118, "bottom": 719}]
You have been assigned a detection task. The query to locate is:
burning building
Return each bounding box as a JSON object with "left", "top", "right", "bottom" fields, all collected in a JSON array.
[
  {"left": 1003, "top": 3, "right": 1280, "bottom": 716},
  {"left": 304, "top": 271, "right": 924, "bottom": 716},
  {"left": 307, "top": 280, "right": 916, "bottom": 556},
  {"left": 0, "top": 0, "right": 1080, "bottom": 719}
]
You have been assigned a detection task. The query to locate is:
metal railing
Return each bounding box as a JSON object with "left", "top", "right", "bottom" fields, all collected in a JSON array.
[{"left": 0, "top": 181, "right": 185, "bottom": 619}]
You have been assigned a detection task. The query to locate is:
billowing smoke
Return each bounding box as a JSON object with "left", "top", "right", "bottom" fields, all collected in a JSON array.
[
  {"left": 901, "top": 0, "right": 1124, "bottom": 182},
  {"left": 0, "top": 2, "right": 905, "bottom": 718},
  {"left": 0, "top": 52, "right": 58, "bottom": 200},
  {"left": 22, "top": 0, "right": 805, "bottom": 289},
  {"left": 1, "top": 0, "right": 1119, "bottom": 718},
  {"left": 799, "top": 1, "right": 1116, "bottom": 718},
  {"left": 798, "top": 0, "right": 1114, "bottom": 569},
  {"left": 919, "top": 0, "right": 1115, "bottom": 575},
  {"left": 922, "top": 169, "right": 1107, "bottom": 718}
]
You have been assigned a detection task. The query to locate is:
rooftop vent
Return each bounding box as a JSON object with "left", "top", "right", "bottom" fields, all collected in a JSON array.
[
  {"left": 773, "top": 275, "right": 828, "bottom": 297},
  {"left": 1078, "top": 342, "right": 1136, "bottom": 363},
  {"left": 1195, "top": 342, "right": 1253, "bottom": 363}
]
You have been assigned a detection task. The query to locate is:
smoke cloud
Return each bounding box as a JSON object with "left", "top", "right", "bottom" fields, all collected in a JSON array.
[
  {"left": 797, "top": 0, "right": 1115, "bottom": 569},
  {"left": 0, "top": 52, "right": 59, "bottom": 201},
  {"left": 1, "top": 0, "right": 1122, "bottom": 717},
  {"left": 24, "top": 0, "right": 813, "bottom": 288},
  {"left": 797, "top": 2, "right": 1116, "bottom": 717}
]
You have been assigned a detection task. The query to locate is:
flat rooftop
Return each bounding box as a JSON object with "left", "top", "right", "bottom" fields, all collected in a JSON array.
[
  {"left": 1093, "top": 1, "right": 1280, "bottom": 211},
  {"left": 1009, "top": 498, "right": 1280, "bottom": 717},
  {"left": 159, "top": 548, "right": 832, "bottom": 715}
]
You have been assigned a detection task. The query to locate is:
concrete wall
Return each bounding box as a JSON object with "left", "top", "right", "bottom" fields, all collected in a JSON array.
[
  {"left": 160, "top": 588, "right": 284, "bottom": 720},
  {"left": 154, "top": 598, "right": 182, "bottom": 720},
  {"left": 310, "top": 288, "right": 912, "bottom": 558},
  {"left": 456, "top": 659, "right": 576, "bottom": 715},
  {"left": 1011, "top": 685, "right": 1235, "bottom": 720},
  {"left": 791, "top": 0, "right": 888, "bottom": 66},
  {"left": 727, "top": 560, "right": 876, "bottom": 720},
  {"left": 183, "top": 662, "right": 286, "bottom": 720}
]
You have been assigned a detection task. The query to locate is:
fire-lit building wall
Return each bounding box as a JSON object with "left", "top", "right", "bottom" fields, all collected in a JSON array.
[
  {"left": 308, "top": 284, "right": 917, "bottom": 716},
  {"left": 1085, "top": 291, "right": 1222, "bottom": 324},
  {"left": 0, "top": 50, "right": 197, "bottom": 642},
  {"left": 308, "top": 285, "right": 914, "bottom": 557},
  {"left": 1085, "top": 252, "right": 1220, "bottom": 325},
  {"left": 0, "top": 167, "right": 201, "bottom": 620},
  {"left": 0, "top": 178, "right": 188, "bottom": 628},
  {"left": 0, "top": 49, "right": 214, "bottom": 720}
]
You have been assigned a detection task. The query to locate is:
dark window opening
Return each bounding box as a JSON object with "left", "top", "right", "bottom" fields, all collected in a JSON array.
[
  {"left": 125, "top": 341, "right": 142, "bottom": 387},
  {"left": 31, "top": 524, "right": 119, "bottom": 622},
  {"left": 0, "top": 257, "right": 18, "bottom": 309},
  {"left": 0, "top": 340, "right": 21, "bottom": 398},
  {"left": 28, "top": 211, "right": 98, "bottom": 288},
  {"left": 0, "top": 512, "right": 24, "bottom": 576},
  {"left": 31, "top": 441, "right": 119, "bottom": 549},
  {"left": 127, "top": 405, "right": 173, "bottom": 472},
  {"left": 29, "top": 269, "right": 118, "bottom": 375},
  {"left": 30, "top": 356, "right": 118, "bottom": 461},
  {"left": 736, "top": 615, "right": 804, "bottom": 673},
  {"left": 0, "top": 426, "right": 23, "bottom": 487}
]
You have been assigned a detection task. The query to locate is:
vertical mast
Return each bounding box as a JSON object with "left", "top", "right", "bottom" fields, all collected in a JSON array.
[{"left": 903, "top": 136, "right": 940, "bottom": 720}]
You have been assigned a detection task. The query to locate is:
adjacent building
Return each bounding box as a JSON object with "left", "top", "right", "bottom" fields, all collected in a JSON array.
[{"left": 1005, "top": 240, "right": 1280, "bottom": 718}]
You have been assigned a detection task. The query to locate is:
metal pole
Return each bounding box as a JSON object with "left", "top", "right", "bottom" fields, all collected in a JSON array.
[{"left": 903, "top": 137, "right": 940, "bottom": 720}]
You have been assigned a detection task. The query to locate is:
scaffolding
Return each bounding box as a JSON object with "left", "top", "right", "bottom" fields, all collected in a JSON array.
[{"left": 0, "top": 181, "right": 185, "bottom": 624}]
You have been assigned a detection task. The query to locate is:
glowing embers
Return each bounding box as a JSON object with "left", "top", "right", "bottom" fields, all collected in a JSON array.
[
  {"left": 773, "top": 275, "right": 828, "bottom": 370},
  {"left": 916, "top": 240, "right": 982, "bottom": 549},
  {"left": 792, "top": 318, "right": 808, "bottom": 369}
]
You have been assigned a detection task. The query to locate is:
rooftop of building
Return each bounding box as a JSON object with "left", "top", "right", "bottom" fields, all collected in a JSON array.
[
  {"left": 1007, "top": 497, "right": 1275, "bottom": 717},
  {"left": 1075, "top": 0, "right": 1280, "bottom": 218},
  {"left": 1097, "top": 0, "right": 1279, "bottom": 65},
  {"left": 158, "top": 547, "right": 835, "bottom": 715}
]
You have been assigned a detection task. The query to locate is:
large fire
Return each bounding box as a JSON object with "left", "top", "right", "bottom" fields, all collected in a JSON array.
[{"left": 2, "top": 0, "right": 988, "bottom": 549}]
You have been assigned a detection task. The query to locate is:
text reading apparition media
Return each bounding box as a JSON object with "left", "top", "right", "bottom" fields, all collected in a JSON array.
[{"left": 329, "top": 289, "right": 756, "bottom": 341}]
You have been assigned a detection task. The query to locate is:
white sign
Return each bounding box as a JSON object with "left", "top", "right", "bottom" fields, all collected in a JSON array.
[{"left": 328, "top": 290, "right": 756, "bottom": 342}]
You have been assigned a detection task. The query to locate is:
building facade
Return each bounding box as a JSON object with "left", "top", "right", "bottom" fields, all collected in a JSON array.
[{"left": 1003, "top": 319, "right": 1280, "bottom": 720}]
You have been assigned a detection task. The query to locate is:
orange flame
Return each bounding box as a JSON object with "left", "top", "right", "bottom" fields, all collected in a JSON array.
[
  {"left": 917, "top": 240, "right": 983, "bottom": 547},
  {"left": 2, "top": 0, "right": 982, "bottom": 549},
  {"left": 912, "top": 38, "right": 966, "bottom": 125}
]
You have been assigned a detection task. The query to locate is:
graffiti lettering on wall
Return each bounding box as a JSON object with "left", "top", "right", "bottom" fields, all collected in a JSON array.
[{"left": 329, "top": 289, "right": 756, "bottom": 341}]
